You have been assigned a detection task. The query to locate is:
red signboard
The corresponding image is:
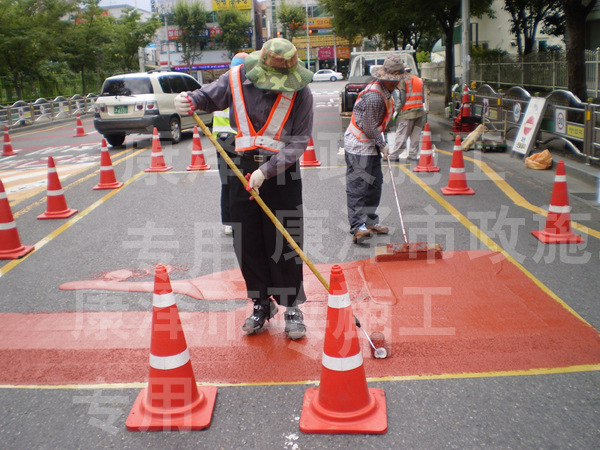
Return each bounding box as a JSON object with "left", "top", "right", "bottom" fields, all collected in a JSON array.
[{"left": 318, "top": 47, "right": 334, "bottom": 60}]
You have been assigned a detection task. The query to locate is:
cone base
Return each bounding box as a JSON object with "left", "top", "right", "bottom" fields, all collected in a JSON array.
[
  {"left": 299, "top": 387, "right": 387, "bottom": 434},
  {"left": 413, "top": 165, "right": 440, "bottom": 172},
  {"left": 300, "top": 161, "right": 321, "bottom": 167},
  {"left": 93, "top": 181, "right": 124, "bottom": 190},
  {"left": 532, "top": 229, "right": 584, "bottom": 244},
  {"left": 37, "top": 208, "right": 78, "bottom": 220},
  {"left": 2, "top": 148, "right": 17, "bottom": 156},
  {"left": 186, "top": 164, "right": 210, "bottom": 171},
  {"left": 441, "top": 185, "right": 475, "bottom": 195},
  {"left": 73, "top": 131, "right": 87, "bottom": 137},
  {"left": 126, "top": 385, "right": 217, "bottom": 431},
  {"left": 0, "top": 244, "right": 34, "bottom": 260},
  {"left": 144, "top": 166, "right": 173, "bottom": 173}
]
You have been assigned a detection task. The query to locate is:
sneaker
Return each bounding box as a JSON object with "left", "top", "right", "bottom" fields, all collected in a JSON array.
[
  {"left": 353, "top": 225, "right": 373, "bottom": 244},
  {"left": 284, "top": 307, "right": 306, "bottom": 340},
  {"left": 368, "top": 224, "right": 389, "bottom": 234},
  {"left": 407, "top": 155, "right": 419, "bottom": 161},
  {"left": 242, "top": 299, "right": 278, "bottom": 334},
  {"left": 223, "top": 225, "right": 233, "bottom": 235}
]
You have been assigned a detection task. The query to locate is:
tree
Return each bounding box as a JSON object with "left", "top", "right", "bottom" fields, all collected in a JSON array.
[
  {"left": 59, "top": 0, "right": 114, "bottom": 93},
  {"left": 503, "top": 0, "right": 562, "bottom": 56},
  {"left": 0, "top": 0, "right": 74, "bottom": 99},
  {"left": 277, "top": 1, "right": 305, "bottom": 40},
  {"left": 172, "top": 0, "right": 210, "bottom": 75},
  {"left": 217, "top": 8, "right": 253, "bottom": 59},
  {"left": 106, "top": 7, "right": 161, "bottom": 72},
  {"left": 559, "top": 0, "right": 597, "bottom": 100}
]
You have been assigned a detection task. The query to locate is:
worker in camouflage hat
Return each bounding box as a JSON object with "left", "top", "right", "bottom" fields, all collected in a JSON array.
[
  {"left": 174, "top": 37, "right": 313, "bottom": 340},
  {"left": 244, "top": 37, "right": 314, "bottom": 92}
]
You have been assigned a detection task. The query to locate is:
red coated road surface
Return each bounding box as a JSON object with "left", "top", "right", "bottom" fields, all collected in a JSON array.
[{"left": 1, "top": 251, "right": 599, "bottom": 385}]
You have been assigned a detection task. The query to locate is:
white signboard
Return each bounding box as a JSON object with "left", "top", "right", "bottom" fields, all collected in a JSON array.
[{"left": 511, "top": 97, "right": 547, "bottom": 157}]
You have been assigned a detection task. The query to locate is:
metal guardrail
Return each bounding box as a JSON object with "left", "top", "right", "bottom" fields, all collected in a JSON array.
[
  {"left": 450, "top": 84, "right": 599, "bottom": 165},
  {"left": 0, "top": 94, "right": 98, "bottom": 129}
]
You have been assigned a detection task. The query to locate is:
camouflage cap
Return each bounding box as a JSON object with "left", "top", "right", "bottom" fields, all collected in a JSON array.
[
  {"left": 244, "top": 38, "right": 313, "bottom": 92},
  {"left": 371, "top": 55, "right": 406, "bottom": 81}
]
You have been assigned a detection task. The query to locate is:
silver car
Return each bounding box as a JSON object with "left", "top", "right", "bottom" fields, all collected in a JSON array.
[{"left": 93, "top": 71, "right": 212, "bottom": 147}]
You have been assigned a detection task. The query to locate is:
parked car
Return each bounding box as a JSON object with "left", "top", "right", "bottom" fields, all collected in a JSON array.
[
  {"left": 93, "top": 71, "right": 212, "bottom": 147},
  {"left": 312, "top": 69, "right": 344, "bottom": 82}
]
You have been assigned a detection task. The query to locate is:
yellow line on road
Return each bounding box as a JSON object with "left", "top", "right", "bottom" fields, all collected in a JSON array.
[
  {"left": 11, "top": 147, "right": 147, "bottom": 217},
  {"left": 0, "top": 171, "right": 146, "bottom": 278}
]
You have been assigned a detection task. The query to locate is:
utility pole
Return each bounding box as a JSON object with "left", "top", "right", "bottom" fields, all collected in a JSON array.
[
  {"left": 305, "top": 0, "right": 310, "bottom": 72},
  {"left": 462, "top": 0, "right": 470, "bottom": 87}
]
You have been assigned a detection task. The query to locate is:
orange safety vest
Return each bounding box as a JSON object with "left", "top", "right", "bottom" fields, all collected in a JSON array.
[
  {"left": 229, "top": 65, "right": 296, "bottom": 153},
  {"left": 347, "top": 81, "right": 394, "bottom": 142},
  {"left": 401, "top": 75, "right": 424, "bottom": 111}
]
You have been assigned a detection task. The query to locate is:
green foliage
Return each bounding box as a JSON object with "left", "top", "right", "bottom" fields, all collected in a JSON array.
[
  {"left": 416, "top": 51, "right": 430, "bottom": 64},
  {"left": 172, "top": 0, "right": 210, "bottom": 74},
  {"left": 277, "top": 1, "right": 306, "bottom": 40},
  {"left": 470, "top": 46, "right": 508, "bottom": 63},
  {"left": 216, "top": 9, "right": 253, "bottom": 59}
]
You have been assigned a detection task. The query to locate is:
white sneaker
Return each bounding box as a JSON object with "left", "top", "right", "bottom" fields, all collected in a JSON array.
[{"left": 223, "top": 225, "right": 233, "bottom": 236}]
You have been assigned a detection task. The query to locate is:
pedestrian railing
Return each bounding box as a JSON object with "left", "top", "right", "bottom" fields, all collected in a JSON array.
[
  {"left": 451, "top": 84, "right": 598, "bottom": 164},
  {"left": 0, "top": 94, "right": 98, "bottom": 128}
]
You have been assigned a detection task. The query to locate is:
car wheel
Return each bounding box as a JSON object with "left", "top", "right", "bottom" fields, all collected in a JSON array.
[
  {"left": 168, "top": 117, "right": 181, "bottom": 144},
  {"left": 330, "top": 76, "right": 337, "bottom": 81},
  {"left": 104, "top": 133, "right": 125, "bottom": 147}
]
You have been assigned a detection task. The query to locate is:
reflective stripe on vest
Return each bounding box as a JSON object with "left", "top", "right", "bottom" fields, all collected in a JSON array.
[
  {"left": 212, "top": 109, "right": 236, "bottom": 136},
  {"left": 348, "top": 81, "right": 394, "bottom": 142},
  {"left": 229, "top": 65, "right": 295, "bottom": 153},
  {"left": 402, "top": 75, "right": 424, "bottom": 111}
]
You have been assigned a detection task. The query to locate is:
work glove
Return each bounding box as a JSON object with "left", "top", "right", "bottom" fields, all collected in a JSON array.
[
  {"left": 245, "top": 169, "right": 265, "bottom": 197},
  {"left": 380, "top": 144, "right": 390, "bottom": 157},
  {"left": 174, "top": 92, "right": 194, "bottom": 116}
]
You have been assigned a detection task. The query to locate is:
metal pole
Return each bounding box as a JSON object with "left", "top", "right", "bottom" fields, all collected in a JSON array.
[
  {"left": 306, "top": 0, "right": 310, "bottom": 71},
  {"left": 164, "top": 13, "right": 171, "bottom": 70},
  {"left": 333, "top": 32, "right": 337, "bottom": 71},
  {"left": 462, "top": 0, "right": 470, "bottom": 87}
]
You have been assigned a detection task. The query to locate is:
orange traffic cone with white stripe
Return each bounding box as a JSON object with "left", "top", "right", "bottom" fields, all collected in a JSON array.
[
  {"left": 300, "top": 137, "right": 321, "bottom": 167},
  {"left": 300, "top": 264, "right": 387, "bottom": 434},
  {"left": 441, "top": 135, "right": 474, "bottom": 195},
  {"left": 0, "top": 179, "right": 34, "bottom": 260},
  {"left": 37, "top": 156, "right": 78, "bottom": 220},
  {"left": 187, "top": 126, "right": 210, "bottom": 171},
  {"left": 93, "top": 139, "right": 124, "bottom": 190},
  {"left": 73, "top": 113, "right": 87, "bottom": 137},
  {"left": 413, "top": 123, "right": 440, "bottom": 172},
  {"left": 532, "top": 160, "right": 584, "bottom": 244},
  {"left": 126, "top": 264, "right": 217, "bottom": 431},
  {"left": 145, "top": 128, "right": 172, "bottom": 173},
  {"left": 3, "top": 126, "right": 17, "bottom": 156}
]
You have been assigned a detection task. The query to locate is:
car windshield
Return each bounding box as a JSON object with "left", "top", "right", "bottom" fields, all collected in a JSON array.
[{"left": 101, "top": 78, "right": 154, "bottom": 96}]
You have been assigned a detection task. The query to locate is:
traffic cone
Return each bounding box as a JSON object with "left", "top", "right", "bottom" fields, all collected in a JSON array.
[
  {"left": 413, "top": 123, "right": 440, "bottom": 172},
  {"left": 441, "top": 135, "right": 474, "bottom": 195},
  {"left": 93, "top": 139, "right": 124, "bottom": 190},
  {"left": 73, "top": 113, "right": 87, "bottom": 137},
  {"left": 300, "top": 264, "right": 387, "bottom": 434},
  {"left": 37, "top": 156, "right": 78, "bottom": 220},
  {"left": 145, "top": 128, "right": 172, "bottom": 173},
  {"left": 2, "top": 126, "right": 17, "bottom": 156},
  {"left": 460, "top": 86, "right": 471, "bottom": 118},
  {"left": 126, "top": 264, "right": 217, "bottom": 431},
  {"left": 532, "top": 160, "right": 584, "bottom": 244},
  {"left": 0, "top": 179, "right": 34, "bottom": 260},
  {"left": 300, "top": 137, "right": 321, "bottom": 167},
  {"left": 186, "top": 126, "right": 210, "bottom": 171}
]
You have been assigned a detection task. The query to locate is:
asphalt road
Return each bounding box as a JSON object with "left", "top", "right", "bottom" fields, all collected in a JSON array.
[{"left": 0, "top": 80, "right": 599, "bottom": 448}]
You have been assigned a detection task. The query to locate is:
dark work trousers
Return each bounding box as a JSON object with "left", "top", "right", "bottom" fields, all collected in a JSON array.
[
  {"left": 345, "top": 151, "right": 383, "bottom": 234},
  {"left": 227, "top": 155, "right": 306, "bottom": 308},
  {"left": 216, "top": 133, "right": 237, "bottom": 226}
]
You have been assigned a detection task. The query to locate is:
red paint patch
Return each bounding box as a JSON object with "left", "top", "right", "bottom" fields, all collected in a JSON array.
[{"left": 3, "top": 251, "right": 599, "bottom": 385}]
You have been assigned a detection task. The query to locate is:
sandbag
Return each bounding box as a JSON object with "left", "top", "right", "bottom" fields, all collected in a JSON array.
[{"left": 525, "top": 149, "right": 553, "bottom": 170}]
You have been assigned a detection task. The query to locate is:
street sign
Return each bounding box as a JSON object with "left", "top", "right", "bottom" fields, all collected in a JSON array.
[{"left": 511, "top": 97, "right": 547, "bottom": 157}]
